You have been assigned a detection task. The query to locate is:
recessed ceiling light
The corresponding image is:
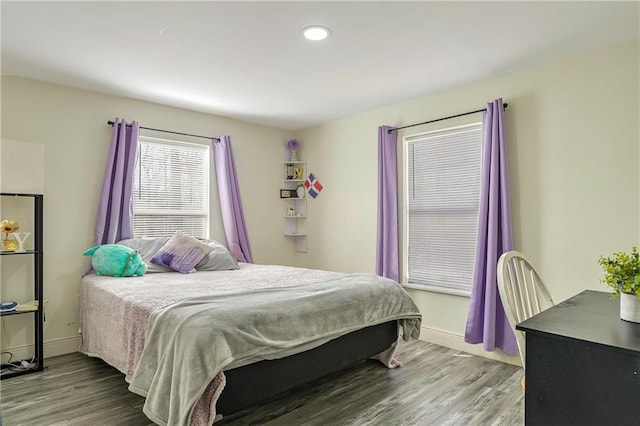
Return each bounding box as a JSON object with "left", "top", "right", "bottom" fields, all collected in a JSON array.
[{"left": 303, "top": 25, "right": 331, "bottom": 41}]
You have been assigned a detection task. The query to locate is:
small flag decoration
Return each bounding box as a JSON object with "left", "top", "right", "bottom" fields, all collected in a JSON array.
[{"left": 304, "top": 173, "right": 323, "bottom": 198}]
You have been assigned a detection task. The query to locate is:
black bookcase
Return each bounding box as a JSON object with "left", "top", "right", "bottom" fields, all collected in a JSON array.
[{"left": 0, "top": 193, "right": 44, "bottom": 378}]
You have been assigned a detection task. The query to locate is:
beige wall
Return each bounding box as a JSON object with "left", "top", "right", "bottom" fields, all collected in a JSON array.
[
  {"left": 296, "top": 40, "right": 639, "bottom": 361},
  {"left": 1, "top": 40, "right": 637, "bottom": 361},
  {"left": 0, "top": 77, "right": 296, "bottom": 356}
]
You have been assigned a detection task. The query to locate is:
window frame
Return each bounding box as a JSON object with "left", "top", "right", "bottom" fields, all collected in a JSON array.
[
  {"left": 402, "top": 122, "right": 483, "bottom": 297},
  {"left": 133, "top": 135, "right": 211, "bottom": 239}
]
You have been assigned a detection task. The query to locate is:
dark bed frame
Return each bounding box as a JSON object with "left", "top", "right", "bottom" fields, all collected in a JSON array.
[{"left": 216, "top": 320, "right": 399, "bottom": 417}]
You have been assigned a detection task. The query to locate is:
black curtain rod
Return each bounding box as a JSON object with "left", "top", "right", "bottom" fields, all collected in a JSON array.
[
  {"left": 387, "top": 103, "right": 508, "bottom": 134},
  {"left": 107, "top": 121, "right": 220, "bottom": 141}
]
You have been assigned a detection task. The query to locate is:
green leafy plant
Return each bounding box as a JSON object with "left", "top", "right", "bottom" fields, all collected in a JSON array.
[{"left": 599, "top": 247, "right": 640, "bottom": 296}]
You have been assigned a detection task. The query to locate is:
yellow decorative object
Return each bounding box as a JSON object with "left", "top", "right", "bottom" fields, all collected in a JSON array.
[
  {"left": 1, "top": 219, "right": 20, "bottom": 251},
  {"left": 294, "top": 167, "right": 303, "bottom": 180},
  {"left": 3, "top": 238, "right": 18, "bottom": 251}
]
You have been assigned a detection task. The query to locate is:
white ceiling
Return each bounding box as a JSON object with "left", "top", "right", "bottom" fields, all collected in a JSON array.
[{"left": 2, "top": 1, "right": 638, "bottom": 130}]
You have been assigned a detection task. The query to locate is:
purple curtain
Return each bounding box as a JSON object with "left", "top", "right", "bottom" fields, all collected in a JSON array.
[
  {"left": 376, "top": 125, "right": 399, "bottom": 282},
  {"left": 93, "top": 118, "right": 139, "bottom": 246},
  {"left": 464, "top": 99, "right": 517, "bottom": 355},
  {"left": 212, "top": 136, "right": 253, "bottom": 263}
]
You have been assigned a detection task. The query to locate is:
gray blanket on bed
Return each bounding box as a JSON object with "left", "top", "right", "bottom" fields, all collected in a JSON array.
[{"left": 128, "top": 273, "right": 421, "bottom": 426}]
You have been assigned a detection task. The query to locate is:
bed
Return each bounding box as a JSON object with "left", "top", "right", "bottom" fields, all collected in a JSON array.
[{"left": 79, "top": 238, "right": 421, "bottom": 426}]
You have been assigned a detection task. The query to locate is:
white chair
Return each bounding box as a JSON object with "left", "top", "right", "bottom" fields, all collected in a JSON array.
[{"left": 497, "top": 251, "right": 554, "bottom": 370}]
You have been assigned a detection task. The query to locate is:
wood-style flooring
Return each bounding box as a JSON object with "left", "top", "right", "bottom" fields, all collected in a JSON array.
[{"left": 1, "top": 340, "right": 524, "bottom": 425}]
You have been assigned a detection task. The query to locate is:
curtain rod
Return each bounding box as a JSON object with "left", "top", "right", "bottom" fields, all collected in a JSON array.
[
  {"left": 107, "top": 121, "right": 220, "bottom": 142},
  {"left": 387, "top": 103, "right": 508, "bottom": 134}
]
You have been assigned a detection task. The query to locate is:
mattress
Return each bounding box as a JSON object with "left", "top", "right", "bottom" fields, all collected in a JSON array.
[
  {"left": 79, "top": 263, "right": 421, "bottom": 425},
  {"left": 79, "top": 263, "right": 347, "bottom": 380}
]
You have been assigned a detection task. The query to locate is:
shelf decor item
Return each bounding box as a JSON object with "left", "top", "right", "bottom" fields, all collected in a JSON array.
[
  {"left": 304, "top": 173, "right": 324, "bottom": 199},
  {"left": 279, "top": 189, "right": 297, "bottom": 198},
  {"left": 11, "top": 232, "right": 31, "bottom": 253},
  {"left": 287, "top": 139, "right": 299, "bottom": 161},
  {"left": 599, "top": 246, "right": 640, "bottom": 323},
  {"left": 1, "top": 219, "right": 19, "bottom": 251}
]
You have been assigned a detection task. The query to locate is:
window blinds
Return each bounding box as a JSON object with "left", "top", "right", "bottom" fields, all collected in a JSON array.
[
  {"left": 133, "top": 137, "right": 210, "bottom": 238},
  {"left": 406, "top": 123, "right": 482, "bottom": 294}
]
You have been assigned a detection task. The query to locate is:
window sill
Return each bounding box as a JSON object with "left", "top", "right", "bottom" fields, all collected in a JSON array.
[{"left": 401, "top": 282, "right": 471, "bottom": 298}]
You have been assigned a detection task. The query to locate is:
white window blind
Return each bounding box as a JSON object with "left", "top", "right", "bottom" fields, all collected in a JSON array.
[
  {"left": 406, "top": 123, "right": 482, "bottom": 295},
  {"left": 133, "top": 136, "right": 210, "bottom": 238}
]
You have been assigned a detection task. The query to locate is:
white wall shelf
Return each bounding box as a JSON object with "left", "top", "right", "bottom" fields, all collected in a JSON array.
[{"left": 281, "top": 160, "right": 307, "bottom": 252}]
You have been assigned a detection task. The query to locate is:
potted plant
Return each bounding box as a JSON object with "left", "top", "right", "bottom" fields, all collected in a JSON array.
[{"left": 598, "top": 246, "right": 640, "bottom": 323}]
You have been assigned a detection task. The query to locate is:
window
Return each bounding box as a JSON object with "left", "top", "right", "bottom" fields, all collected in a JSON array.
[
  {"left": 405, "top": 123, "right": 482, "bottom": 295},
  {"left": 133, "top": 136, "right": 210, "bottom": 238}
]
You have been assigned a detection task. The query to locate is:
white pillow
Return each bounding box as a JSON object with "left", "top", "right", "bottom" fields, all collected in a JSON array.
[
  {"left": 118, "top": 235, "right": 238, "bottom": 273},
  {"left": 117, "top": 237, "right": 173, "bottom": 273},
  {"left": 150, "top": 231, "right": 213, "bottom": 274}
]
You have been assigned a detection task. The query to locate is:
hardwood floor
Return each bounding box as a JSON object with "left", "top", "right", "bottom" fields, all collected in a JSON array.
[{"left": 1, "top": 340, "right": 524, "bottom": 425}]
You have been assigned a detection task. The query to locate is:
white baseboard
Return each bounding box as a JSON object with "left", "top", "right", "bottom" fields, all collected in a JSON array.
[
  {"left": 2, "top": 335, "right": 80, "bottom": 362},
  {"left": 419, "top": 325, "right": 522, "bottom": 367}
]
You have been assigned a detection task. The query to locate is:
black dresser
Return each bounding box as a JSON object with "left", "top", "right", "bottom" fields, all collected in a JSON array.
[{"left": 517, "top": 290, "right": 640, "bottom": 425}]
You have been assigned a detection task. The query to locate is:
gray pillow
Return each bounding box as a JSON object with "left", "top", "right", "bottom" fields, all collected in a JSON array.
[
  {"left": 195, "top": 238, "right": 239, "bottom": 271},
  {"left": 117, "top": 237, "right": 174, "bottom": 273}
]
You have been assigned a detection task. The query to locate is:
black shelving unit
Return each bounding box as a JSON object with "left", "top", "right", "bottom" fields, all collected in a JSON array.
[{"left": 0, "top": 192, "right": 44, "bottom": 379}]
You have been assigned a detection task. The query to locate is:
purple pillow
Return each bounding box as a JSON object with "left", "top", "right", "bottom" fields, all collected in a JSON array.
[{"left": 150, "top": 231, "right": 213, "bottom": 274}]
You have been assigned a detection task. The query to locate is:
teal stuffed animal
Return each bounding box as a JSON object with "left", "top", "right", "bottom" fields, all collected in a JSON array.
[{"left": 83, "top": 244, "right": 147, "bottom": 277}]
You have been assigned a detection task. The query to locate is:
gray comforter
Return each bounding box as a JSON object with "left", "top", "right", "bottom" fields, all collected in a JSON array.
[{"left": 128, "top": 273, "right": 421, "bottom": 426}]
